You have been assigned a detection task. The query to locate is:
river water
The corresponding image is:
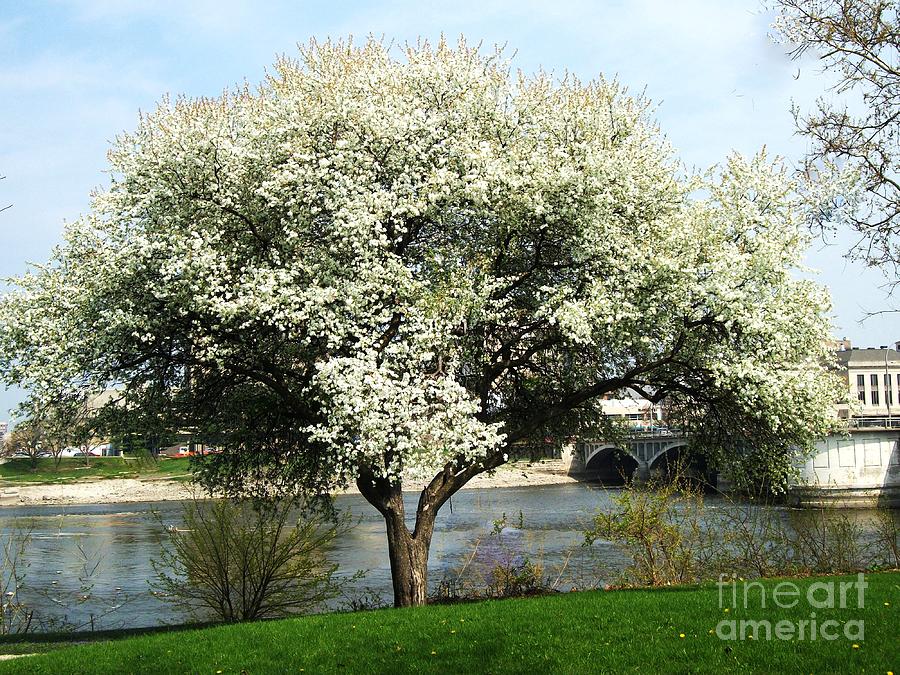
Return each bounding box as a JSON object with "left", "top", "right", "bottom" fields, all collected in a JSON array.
[{"left": 0, "top": 483, "right": 892, "bottom": 631}]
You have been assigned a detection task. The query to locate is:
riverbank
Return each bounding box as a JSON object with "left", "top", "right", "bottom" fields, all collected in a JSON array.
[
  {"left": 1, "top": 571, "right": 895, "bottom": 673},
  {"left": 0, "top": 459, "right": 578, "bottom": 506}
]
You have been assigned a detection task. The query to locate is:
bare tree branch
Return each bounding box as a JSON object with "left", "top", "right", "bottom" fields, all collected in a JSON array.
[{"left": 775, "top": 0, "right": 900, "bottom": 289}]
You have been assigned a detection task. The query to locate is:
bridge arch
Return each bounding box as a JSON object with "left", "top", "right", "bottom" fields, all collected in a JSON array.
[
  {"left": 583, "top": 443, "right": 639, "bottom": 484},
  {"left": 648, "top": 443, "right": 715, "bottom": 487},
  {"left": 578, "top": 434, "right": 711, "bottom": 486},
  {"left": 647, "top": 443, "right": 690, "bottom": 470}
]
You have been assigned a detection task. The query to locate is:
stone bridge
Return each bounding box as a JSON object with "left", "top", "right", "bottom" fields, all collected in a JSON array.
[
  {"left": 566, "top": 429, "right": 704, "bottom": 484},
  {"left": 562, "top": 422, "right": 899, "bottom": 506}
]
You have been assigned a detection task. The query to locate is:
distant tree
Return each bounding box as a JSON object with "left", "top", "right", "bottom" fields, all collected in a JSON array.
[
  {"left": 2, "top": 421, "right": 44, "bottom": 470},
  {"left": 774, "top": 0, "right": 900, "bottom": 284},
  {"left": 0, "top": 39, "right": 844, "bottom": 606},
  {"left": 18, "top": 394, "right": 95, "bottom": 468}
]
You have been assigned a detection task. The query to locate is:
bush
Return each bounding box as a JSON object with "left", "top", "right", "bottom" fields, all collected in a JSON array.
[
  {"left": 583, "top": 477, "right": 719, "bottom": 586},
  {"left": 483, "top": 512, "right": 547, "bottom": 598},
  {"left": 718, "top": 500, "right": 896, "bottom": 576},
  {"left": 713, "top": 496, "right": 795, "bottom": 577},
  {"left": 486, "top": 558, "right": 545, "bottom": 598},
  {"left": 587, "top": 475, "right": 900, "bottom": 588},
  {"left": 151, "top": 496, "right": 351, "bottom": 622},
  {"left": 0, "top": 525, "right": 34, "bottom": 634},
  {"left": 871, "top": 508, "right": 900, "bottom": 568}
]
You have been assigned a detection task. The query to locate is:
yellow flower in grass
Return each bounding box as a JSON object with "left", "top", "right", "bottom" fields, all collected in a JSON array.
[
  {"left": 852, "top": 644, "right": 860, "bottom": 649},
  {"left": 679, "top": 633, "right": 685, "bottom": 639}
]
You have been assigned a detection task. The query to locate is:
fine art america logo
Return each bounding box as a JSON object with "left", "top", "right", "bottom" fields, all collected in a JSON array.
[{"left": 716, "top": 574, "right": 867, "bottom": 642}]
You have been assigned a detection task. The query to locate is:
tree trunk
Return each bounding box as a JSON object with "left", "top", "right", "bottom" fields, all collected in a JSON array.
[
  {"left": 384, "top": 508, "right": 431, "bottom": 607},
  {"left": 357, "top": 471, "right": 437, "bottom": 608},
  {"left": 356, "top": 451, "right": 510, "bottom": 608}
]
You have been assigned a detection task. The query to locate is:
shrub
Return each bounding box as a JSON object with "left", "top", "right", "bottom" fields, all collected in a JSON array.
[
  {"left": 432, "top": 511, "right": 580, "bottom": 603},
  {"left": 0, "top": 525, "right": 33, "bottom": 635},
  {"left": 151, "top": 496, "right": 351, "bottom": 622},
  {"left": 871, "top": 508, "right": 900, "bottom": 568},
  {"left": 587, "top": 474, "right": 900, "bottom": 587},
  {"left": 583, "top": 477, "right": 718, "bottom": 586},
  {"left": 787, "top": 508, "right": 872, "bottom": 573},
  {"left": 486, "top": 558, "right": 545, "bottom": 598}
]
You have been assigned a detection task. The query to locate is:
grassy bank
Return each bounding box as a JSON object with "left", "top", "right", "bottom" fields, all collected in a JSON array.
[
  {"left": 0, "top": 457, "right": 191, "bottom": 484},
  {"left": 1, "top": 572, "right": 896, "bottom": 673}
]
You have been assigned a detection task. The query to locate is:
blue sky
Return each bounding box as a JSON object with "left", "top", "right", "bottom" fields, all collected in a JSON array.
[{"left": 0, "top": 0, "right": 896, "bottom": 418}]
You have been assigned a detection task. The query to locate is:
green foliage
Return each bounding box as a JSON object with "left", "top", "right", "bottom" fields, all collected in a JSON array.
[
  {"left": 11, "top": 393, "right": 97, "bottom": 469},
  {"left": 485, "top": 558, "right": 545, "bottom": 599},
  {"left": 491, "top": 511, "right": 525, "bottom": 535},
  {"left": 151, "top": 497, "right": 352, "bottom": 622},
  {"left": 484, "top": 511, "right": 546, "bottom": 598},
  {"left": 584, "top": 478, "right": 717, "bottom": 586},
  {"left": 0, "top": 423, "right": 43, "bottom": 470}
]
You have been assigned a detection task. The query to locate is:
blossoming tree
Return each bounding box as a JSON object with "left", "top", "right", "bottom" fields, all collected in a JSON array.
[{"left": 0, "top": 39, "right": 842, "bottom": 606}]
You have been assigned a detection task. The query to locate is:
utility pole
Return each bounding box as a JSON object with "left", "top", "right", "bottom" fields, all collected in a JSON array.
[{"left": 886, "top": 348, "right": 893, "bottom": 428}]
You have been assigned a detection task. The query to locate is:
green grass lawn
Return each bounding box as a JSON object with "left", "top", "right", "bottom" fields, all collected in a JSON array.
[
  {"left": 0, "top": 457, "right": 192, "bottom": 484},
  {"left": 0, "top": 572, "right": 896, "bottom": 674}
]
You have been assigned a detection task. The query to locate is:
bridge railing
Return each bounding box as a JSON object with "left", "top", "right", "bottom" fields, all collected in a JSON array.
[
  {"left": 578, "top": 426, "right": 682, "bottom": 447},
  {"left": 847, "top": 416, "right": 900, "bottom": 430},
  {"left": 625, "top": 425, "right": 679, "bottom": 438}
]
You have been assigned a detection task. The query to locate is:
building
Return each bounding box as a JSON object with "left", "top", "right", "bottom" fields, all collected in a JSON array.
[
  {"left": 789, "top": 339, "right": 900, "bottom": 507},
  {"left": 599, "top": 396, "right": 663, "bottom": 429},
  {"left": 834, "top": 340, "right": 900, "bottom": 426}
]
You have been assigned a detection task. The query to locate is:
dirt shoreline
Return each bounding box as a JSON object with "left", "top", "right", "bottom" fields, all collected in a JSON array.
[{"left": 0, "top": 460, "right": 579, "bottom": 507}]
